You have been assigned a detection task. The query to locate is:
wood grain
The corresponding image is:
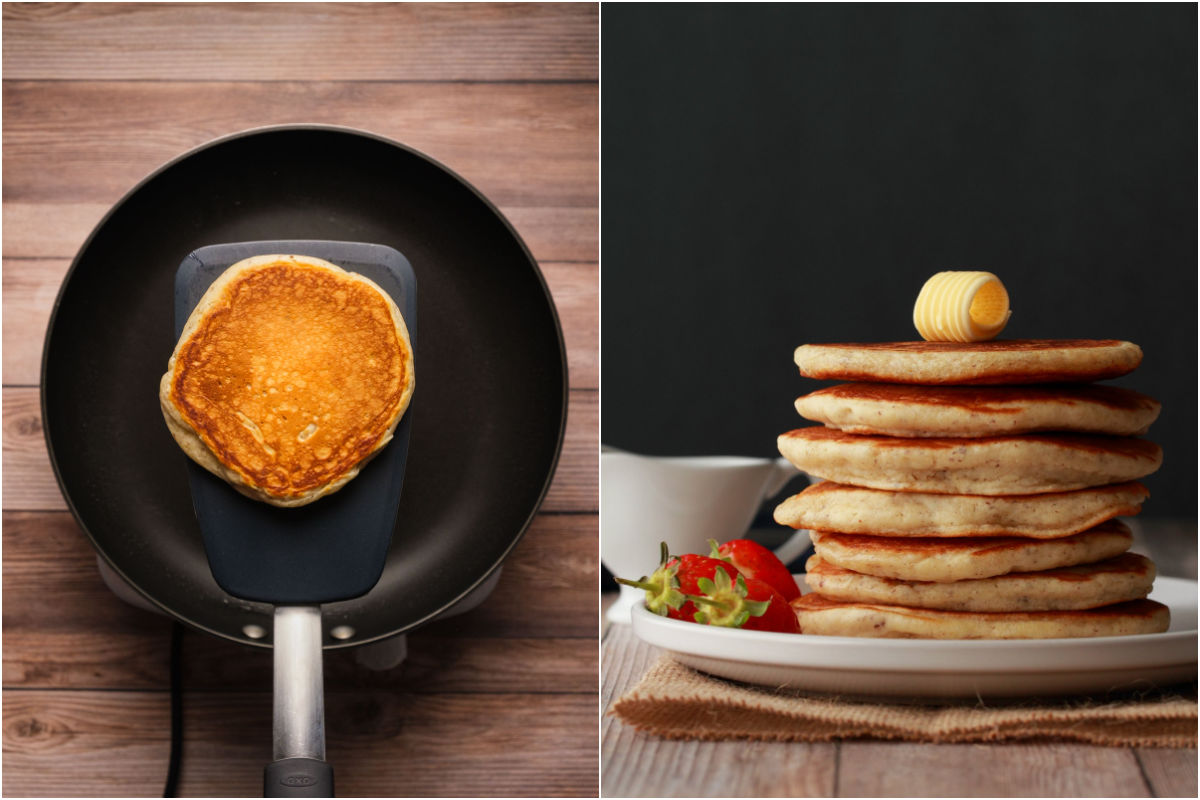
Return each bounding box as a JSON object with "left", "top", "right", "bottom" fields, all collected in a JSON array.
[
  {"left": 1, "top": 258, "right": 65, "bottom": 385},
  {"left": 4, "top": 691, "right": 170, "bottom": 798},
  {"left": 179, "top": 633, "right": 598, "bottom": 694},
  {"left": 0, "top": 390, "right": 61, "bottom": 511},
  {"left": 5, "top": 689, "right": 597, "bottom": 797},
  {"left": 1, "top": 202, "right": 598, "bottom": 263},
  {"left": 601, "top": 626, "right": 836, "bottom": 798},
  {"left": 838, "top": 742, "right": 1150, "bottom": 797},
  {"left": 3, "top": 81, "right": 597, "bottom": 207},
  {"left": 4, "top": 509, "right": 597, "bottom": 689},
  {"left": 1134, "top": 747, "right": 1198, "bottom": 798},
  {"left": 604, "top": 736, "right": 837, "bottom": 798},
  {"left": 1, "top": 386, "right": 595, "bottom": 511},
  {"left": 3, "top": 3, "right": 599, "bottom": 82},
  {"left": 3, "top": 257, "right": 597, "bottom": 389}
]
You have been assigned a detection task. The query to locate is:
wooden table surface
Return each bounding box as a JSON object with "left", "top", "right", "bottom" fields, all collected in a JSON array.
[
  {"left": 602, "top": 520, "right": 1198, "bottom": 798},
  {"left": 3, "top": 4, "right": 597, "bottom": 797}
]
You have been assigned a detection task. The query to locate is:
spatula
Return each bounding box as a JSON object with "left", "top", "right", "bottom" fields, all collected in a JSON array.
[{"left": 174, "top": 240, "right": 417, "bottom": 798}]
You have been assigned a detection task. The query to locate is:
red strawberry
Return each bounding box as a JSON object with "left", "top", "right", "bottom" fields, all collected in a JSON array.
[
  {"left": 737, "top": 578, "right": 801, "bottom": 633},
  {"left": 709, "top": 538, "right": 801, "bottom": 602},
  {"left": 615, "top": 543, "right": 741, "bottom": 621},
  {"left": 687, "top": 569, "right": 801, "bottom": 634}
]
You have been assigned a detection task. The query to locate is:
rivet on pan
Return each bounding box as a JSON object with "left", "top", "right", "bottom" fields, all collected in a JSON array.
[
  {"left": 330, "top": 625, "right": 355, "bottom": 640},
  {"left": 242, "top": 624, "right": 266, "bottom": 639}
]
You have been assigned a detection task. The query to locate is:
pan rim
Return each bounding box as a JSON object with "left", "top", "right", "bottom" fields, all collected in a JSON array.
[{"left": 40, "top": 123, "right": 569, "bottom": 649}]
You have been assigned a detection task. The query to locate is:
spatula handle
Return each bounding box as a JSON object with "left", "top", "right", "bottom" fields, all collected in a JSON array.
[{"left": 265, "top": 605, "right": 334, "bottom": 797}]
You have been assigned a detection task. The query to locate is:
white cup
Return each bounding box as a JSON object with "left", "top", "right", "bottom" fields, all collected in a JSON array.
[{"left": 601, "top": 449, "right": 812, "bottom": 623}]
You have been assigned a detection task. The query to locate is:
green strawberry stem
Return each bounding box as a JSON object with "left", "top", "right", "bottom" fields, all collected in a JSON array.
[
  {"left": 611, "top": 542, "right": 683, "bottom": 617},
  {"left": 685, "top": 569, "right": 770, "bottom": 628},
  {"left": 707, "top": 538, "right": 731, "bottom": 562},
  {"left": 613, "top": 576, "right": 658, "bottom": 593}
]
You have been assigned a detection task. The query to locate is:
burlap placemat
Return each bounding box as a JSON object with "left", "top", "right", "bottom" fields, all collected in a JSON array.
[{"left": 610, "top": 655, "right": 1197, "bottom": 747}]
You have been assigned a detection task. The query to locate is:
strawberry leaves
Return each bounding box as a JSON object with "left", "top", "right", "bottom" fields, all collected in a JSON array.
[
  {"left": 689, "top": 569, "right": 770, "bottom": 627},
  {"left": 614, "top": 541, "right": 686, "bottom": 617}
]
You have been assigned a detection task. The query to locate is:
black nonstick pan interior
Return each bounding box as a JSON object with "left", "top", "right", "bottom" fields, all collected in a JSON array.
[{"left": 42, "top": 125, "right": 567, "bottom": 647}]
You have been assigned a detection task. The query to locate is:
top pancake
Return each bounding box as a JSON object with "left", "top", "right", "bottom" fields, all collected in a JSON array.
[
  {"left": 794, "top": 339, "right": 1142, "bottom": 385},
  {"left": 160, "top": 254, "right": 414, "bottom": 507}
]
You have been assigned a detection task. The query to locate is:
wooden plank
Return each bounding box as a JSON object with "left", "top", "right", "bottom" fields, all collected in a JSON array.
[
  {"left": 177, "top": 633, "right": 597, "bottom": 694},
  {"left": 552, "top": 388, "right": 598, "bottom": 509},
  {"left": 2, "top": 511, "right": 176, "bottom": 689},
  {"left": 3, "top": 3, "right": 598, "bottom": 82},
  {"left": 544, "top": 261, "right": 599, "bottom": 390},
  {"left": 2, "top": 258, "right": 596, "bottom": 389},
  {"left": 4, "top": 688, "right": 597, "bottom": 797},
  {"left": 837, "top": 742, "right": 1150, "bottom": 797},
  {"left": 3, "top": 81, "right": 598, "bottom": 207},
  {"left": 2, "top": 257, "right": 69, "bottom": 386},
  {"left": 1, "top": 389, "right": 62, "bottom": 510},
  {"left": 1135, "top": 747, "right": 1198, "bottom": 798},
  {"left": 601, "top": 624, "right": 658, "bottom": 712},
  {"left": 2, "top": 202, "right": 598, "bottom": 263},
  {"left": 3, "top": 690, "right": 170, "bottom": 798},
  {"left": 6, "top": 621, "right": 596, "bottom": 695},
  {"left": 601, "top": 627, "right": 836, "bottom": 797},
  {"left": 2, "top": 386, "right": 595, "bottom": 511},
  {"left": 604, "top": 736, "right": 837, "bottom": 798},
  {"left": 4, "top": 510, "right": 596, "bottom": 689},
  {"left": 1, "top": 203, "right": 108, "bottom": 259},
  {"left": 442, "top": 512, "right": 598, "bottom": 638},
  {"left": 194, "top": 690, "right": 596, "bottom": 797}
]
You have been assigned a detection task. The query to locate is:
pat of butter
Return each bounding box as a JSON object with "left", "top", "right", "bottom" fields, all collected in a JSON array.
[{"left": 913, "top": 271, "right": 1012, "bottom": 342}]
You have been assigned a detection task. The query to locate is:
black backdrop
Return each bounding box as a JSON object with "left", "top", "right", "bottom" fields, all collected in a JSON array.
[{"left": 601, "top": 3, "right": 1197, "bottom": 517}]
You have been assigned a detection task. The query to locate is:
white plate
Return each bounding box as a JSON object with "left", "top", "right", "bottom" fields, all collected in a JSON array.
[{"left": 630, "top": 575, "right": 1198, "bottom": 698}]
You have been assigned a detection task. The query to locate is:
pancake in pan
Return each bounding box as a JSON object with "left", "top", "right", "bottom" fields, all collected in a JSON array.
[
  {"left": 160, "top": 254, "right": 415, "bottom": 507},
  {"left": 777, "top": 428, "right": 1161, "bottom": 495},
  {"left": 775, "top": 481, "right": 1148, "bottom": 538},
  {"left": 804, "top": 552, "right": 1155, "bottom": 612},
  {"left": 809, "top": 520, "right": 1134, "bottom": 582},
  {"left": 794, "top": 383, "right": 1160, "bottom": 438},
  {"left": 791, "top": 593, "right": 1170, "bottom": 639},
  {"left": 793, "top": 339, "right": 1142, "bottom": 385}
]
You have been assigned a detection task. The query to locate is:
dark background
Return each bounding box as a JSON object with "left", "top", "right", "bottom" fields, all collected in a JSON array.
[{"left": 602, "top": 3, "right": 1197, "bottom": 517}]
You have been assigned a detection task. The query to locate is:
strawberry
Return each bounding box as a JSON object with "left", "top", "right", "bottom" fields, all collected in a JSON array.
[
  {"left": 709, "top": 538, "right": 801, "bottom": 602},
  {"left": 614, "top": 542, "right": 741, "bottom": 621},
  {"left": 687, "top": 569, "right": 800, "bottom": 634}
]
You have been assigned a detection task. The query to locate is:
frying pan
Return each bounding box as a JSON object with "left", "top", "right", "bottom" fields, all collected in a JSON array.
[
  {"left": 41, "top": 125, "right": 568, "bottom": 650},
  {"left": 176, "top": 240, "right": 420, "bottom": 797}
]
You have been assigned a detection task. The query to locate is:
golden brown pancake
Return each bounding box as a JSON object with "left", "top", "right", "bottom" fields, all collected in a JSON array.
[
  {"left": 778, "top": 427, "right": 1162, "bottom": 494},
  {"left": 774, "top": 481, "right": 1148, "bottom": 538},
  {"left": 795, "top": 383, "right": 1160, "bottom": 438},
  {"left": 793, "top": 339, "right": 1142, "bottom": 385},
  {"left": 791, "top": 593, "right": 1170, "bottom": 639},
  {"left": 160, "top": 254, "right": 414, "bottom": 507},
  {"left": 809, "top": 520, "right": 1134, "bottom": 582},
  {"left": 804, "top": 552, "right": 1155, "bottom": 612}
]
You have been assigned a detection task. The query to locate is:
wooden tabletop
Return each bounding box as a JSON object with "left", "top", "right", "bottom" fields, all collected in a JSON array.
[
  {"left": 602, "top": 520, "right": 1197, "bottom": 798},
  {"left": 3, "top": 4, "right": 597, "bottom": 797}
]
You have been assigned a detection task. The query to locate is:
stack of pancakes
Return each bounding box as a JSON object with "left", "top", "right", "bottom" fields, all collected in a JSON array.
[{"left": 773, "top": 340, "right": 1170, "bottom": 639}]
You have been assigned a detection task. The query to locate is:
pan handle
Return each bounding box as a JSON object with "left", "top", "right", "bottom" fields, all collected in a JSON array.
[{"left": 264, "top": 605, "right": 334, "bottom": 798}]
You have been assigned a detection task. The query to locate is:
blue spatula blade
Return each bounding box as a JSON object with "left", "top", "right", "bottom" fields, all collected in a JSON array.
[{"left": 173, "top": 240, "right": 416, "bottom": 604}]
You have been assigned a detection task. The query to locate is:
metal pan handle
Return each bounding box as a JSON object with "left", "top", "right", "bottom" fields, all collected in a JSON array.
[{"left": 264, "top": 606, "right": 334, "bottom": 797}]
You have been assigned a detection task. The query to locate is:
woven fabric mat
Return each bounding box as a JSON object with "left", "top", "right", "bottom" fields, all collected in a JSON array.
[{"left": 610, "top": 655, "right": 1197, "bottom": 747}]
